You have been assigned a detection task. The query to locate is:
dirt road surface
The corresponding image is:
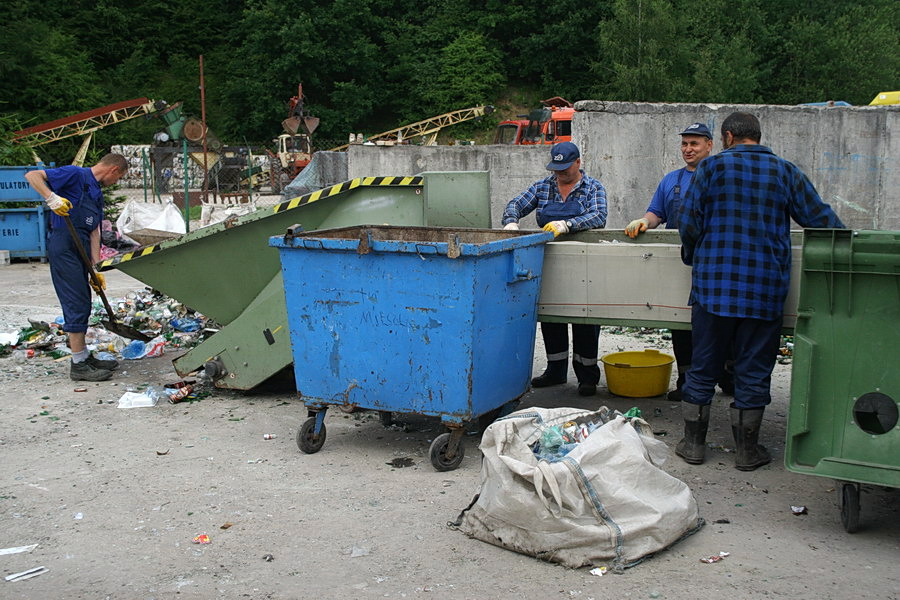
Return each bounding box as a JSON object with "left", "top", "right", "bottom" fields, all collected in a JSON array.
[{"left": 1, "top": 262, "right": 897, "bottom": 599}]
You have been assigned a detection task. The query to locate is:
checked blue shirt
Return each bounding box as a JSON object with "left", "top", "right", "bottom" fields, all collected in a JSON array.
[
  {"left": 502, "top": 171, "right": 607, "bottom": 231},
  {"left": 678, "top": 144, "right": 844, "bottom": 320}
]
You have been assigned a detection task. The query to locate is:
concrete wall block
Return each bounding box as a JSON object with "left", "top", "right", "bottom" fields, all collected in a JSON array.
[
  {"left": 348, "top": 145, "right": 548, "bottom": 229},
  {"left": 574, "top": 101, "right": 898, "bottom": 230},
  {"left": 346, "top": 102, "right": 896, "bottom": 231}
]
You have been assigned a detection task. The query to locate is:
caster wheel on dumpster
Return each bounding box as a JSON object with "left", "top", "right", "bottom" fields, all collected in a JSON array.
[
  {"left": 297, "top": 418, "right": 327, "bottom": 454},
  {"left": 429, "top": 432, "right": 465, "bottom": 472},
  {"left": 379, "top": 411, "right": 393, "bottom": 427},
  {"left": 840, "top": 483, "right": 860, "bottom": 533}
]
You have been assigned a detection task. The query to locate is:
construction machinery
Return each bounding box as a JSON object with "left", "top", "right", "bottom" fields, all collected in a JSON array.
[
  {"left": 13, "top": 98, "right": 162, "bottom": 165},
  {"left": 494, "top": 97, "right": 574, "bottom": 145},
  {"left": 328, "top": 105, "right": 495, "bottom": 152},
  {"left": 267, "top": 85, "right": 320, "bottom": 193},
  {"left": 265, "top": 100, "right": 494, "bottom": 193},
  {"left": 869, "top": 91, "right": 900, "bottom": 105}
]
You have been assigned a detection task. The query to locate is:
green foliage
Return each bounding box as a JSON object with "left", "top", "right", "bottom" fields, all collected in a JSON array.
[
  {"left": 0, "top": 0, "right": 896, "bottom": 150},
  {"left": 424, "top": 32, "right": 505, "bottom": 112},
  {"left": 759, "top": 1, "right": 900, "bottom": 105},
  {"left": 0, "top": 115, "right": 37, "bottom": 166},
  {"left": 594, "top": 0, "right": 686, "bottom": 101}
]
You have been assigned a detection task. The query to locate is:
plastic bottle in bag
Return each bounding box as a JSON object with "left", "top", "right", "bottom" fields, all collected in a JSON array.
[{"left": 539, "top": 426, "right": 565, "bottom": 453}]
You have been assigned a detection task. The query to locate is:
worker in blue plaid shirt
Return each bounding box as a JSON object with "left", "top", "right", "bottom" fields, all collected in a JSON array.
[
  {"left": 502, "top": 141, "right": 607, "bottom": 396},
  {"left": 675, "top": 112, "right": 844, "bottom": 471}
]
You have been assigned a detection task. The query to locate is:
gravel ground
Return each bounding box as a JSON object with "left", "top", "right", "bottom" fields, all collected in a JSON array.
[{"left": 0, "top": 262, "right": 898, "bottom": 600}]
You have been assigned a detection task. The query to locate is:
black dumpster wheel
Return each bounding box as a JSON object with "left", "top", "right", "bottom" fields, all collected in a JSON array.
[
  {"left": 297, "top": 418, "right": 326, "bottom": 454},
  {"left": 840, "top": 482, "right": 861, "bottom": 533},
  {"left": 429, "top": 433, "right": 465, "bottom": 472},
  {"left": 379, "top": 411, "right": 393, "bottom": 427}
]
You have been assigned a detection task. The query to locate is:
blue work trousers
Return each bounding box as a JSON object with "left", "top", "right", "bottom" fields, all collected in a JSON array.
[
  {"left": 48, "top": 228, "right": 92, "bottom": 333},
  {"left": 682, "top": 304, "right": 781, "bottom": 409}
]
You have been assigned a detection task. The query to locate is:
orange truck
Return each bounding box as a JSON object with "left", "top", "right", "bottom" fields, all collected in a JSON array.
[{"left": 494, "top": 97, "right": 574, "bottom": 145}]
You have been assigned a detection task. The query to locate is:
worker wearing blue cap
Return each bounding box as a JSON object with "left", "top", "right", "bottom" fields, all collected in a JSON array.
[
  {"left": 623, "top": 122, "right": 735, "bottom": 401},
  {"left": 501, "top": 141, "right": 608, "bottom": 396}
]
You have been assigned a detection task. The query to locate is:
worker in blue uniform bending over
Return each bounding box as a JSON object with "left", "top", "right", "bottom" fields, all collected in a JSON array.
[
  {"left": 25, "top": 153, "right": 128, "bottom": 382},
  {"left": 624, "top": 122, "right": 734, "bottom": 401},
  {"left": 502, "top": 141, "right": 608, "bottom": 396},
  {"left": 676, "top": 112, "right": 844, "bottom": 471}
]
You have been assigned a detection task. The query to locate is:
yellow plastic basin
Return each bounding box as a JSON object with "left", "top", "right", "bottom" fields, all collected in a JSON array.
[{"left": 601, "top": 349, "right": 675, "bottom": 398}]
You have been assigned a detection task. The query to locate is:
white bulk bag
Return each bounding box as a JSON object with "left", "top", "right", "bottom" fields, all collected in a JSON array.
[
  {"left": 116, "top": 200, "right": 186, "bottom": 246},
  {"left": 455, "top": 406, "right": 703, "bottom": 570}
]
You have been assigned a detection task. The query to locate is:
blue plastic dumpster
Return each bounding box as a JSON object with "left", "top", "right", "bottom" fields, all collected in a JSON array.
[
  {"left": 269, "top": 225, "right": 554, "bottom": 471},
  {"left": 0, "top": 166, "right": 49, "bottom": 260}
]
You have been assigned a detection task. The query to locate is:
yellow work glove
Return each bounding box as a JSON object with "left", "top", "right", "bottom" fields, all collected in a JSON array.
[
  {"left": 503, "top": 222, "right": 519, "bottom": 231},
  {"left": 46, "top": 192, "right": 72, "bottom": 217},
  {"left": 542, "top": 220, "right": 569, "bottom": 238},
  {"left": 90, "top": 272, "right": 106, "bottom": 293},
  {"left": 625, "top": 217, "right": 650, "bottom": 238}
]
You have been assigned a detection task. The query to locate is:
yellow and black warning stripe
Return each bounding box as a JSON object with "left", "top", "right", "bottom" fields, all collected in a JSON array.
[
  {"left": 97, "top": 244, "right": 163, "bottom": 271},
  {"left": 272, "top": 176, "right": 423, "bottom": 214}
]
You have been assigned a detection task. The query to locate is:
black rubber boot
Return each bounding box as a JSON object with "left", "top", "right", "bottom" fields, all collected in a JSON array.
[
  {"left": 531, "top": 360, "right": 567, "bottom": 388},
  {"left": 667, "top": 370, "right": 687, "bottom": 402},
  {"left": 730, "top": 403, "right": 771, "bottom": 471},
  {"left": 675, "top": 402, "right": 709, "bottom": 465}
]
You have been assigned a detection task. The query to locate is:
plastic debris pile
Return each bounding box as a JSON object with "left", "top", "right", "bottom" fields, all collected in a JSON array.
[
  {"left": 0, "top": 289, "right": 214, "bottom": 363},
  {"left": 778, "top": 335, "right": 794, "bottom": 364},
  {"left": 531, "top": 406, "right": 645, "bottom": 462},
  {"left": 100, "top": 218, "right": 139, "bottom": 260}
]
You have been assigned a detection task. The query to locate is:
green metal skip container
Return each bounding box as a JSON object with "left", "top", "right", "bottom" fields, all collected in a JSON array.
[{"left": 786, "top": 229, "right": 900, "bottom": 532}]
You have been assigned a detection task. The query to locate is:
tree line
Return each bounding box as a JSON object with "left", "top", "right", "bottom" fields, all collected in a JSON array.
[{"left": 1, "top": 0, "right": 896, "bottom": 164}]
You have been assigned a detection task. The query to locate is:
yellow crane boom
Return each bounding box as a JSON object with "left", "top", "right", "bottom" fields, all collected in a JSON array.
[{"left": 327, "top": 105, "right": 494, "bottom": 151}]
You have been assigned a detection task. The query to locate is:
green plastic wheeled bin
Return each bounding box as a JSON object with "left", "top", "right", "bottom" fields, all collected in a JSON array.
[{"left": 786, "top": 229, "right": 900, "bottom": 532}]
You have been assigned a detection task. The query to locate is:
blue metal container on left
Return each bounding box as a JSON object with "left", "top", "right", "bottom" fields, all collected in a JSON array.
[
  {"left": 0, "top": 166, "right": 48, "bottom": 260},
  {"left": 269, "top": 225, "right": 553, "bottom": 471}
]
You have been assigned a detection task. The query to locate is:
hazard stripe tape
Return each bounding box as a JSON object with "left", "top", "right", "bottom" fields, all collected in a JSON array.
[
  {"left": 98, "top": 176, "right": 424, "bottom": 271},
  {"left": 97, "top": 243, "right": 162, "bottom": 271},
  {"left": 272, "top": 176, "right": 423, "bottom": 214}
]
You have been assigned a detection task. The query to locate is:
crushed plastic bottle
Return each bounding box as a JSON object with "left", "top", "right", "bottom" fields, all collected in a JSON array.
[
  {"left": 121, "top": 340, "right": 147, "bottom": 360},
  {"left": 170, "top": 317, "right": 201, "bottom": 332},
  {"left": 116, "top": 387, "right": 163, "bottom": 408},
  {"left": 539, "top": 426, "right": 564, "bottom": 453},
  {"left": 145, "top": 386, "right": 166, "bottom": 403}
]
